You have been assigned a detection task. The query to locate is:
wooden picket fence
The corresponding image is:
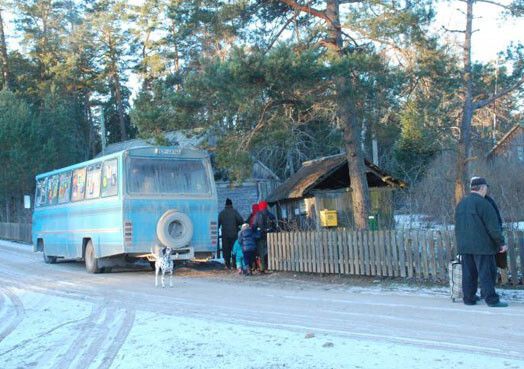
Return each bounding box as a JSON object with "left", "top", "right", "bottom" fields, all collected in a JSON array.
[
  {"left": 0, "top": 222, "right": 32, "bottom": 243},
  {"left": 268, "top": 230, "right": 524, "bottom": 286}
]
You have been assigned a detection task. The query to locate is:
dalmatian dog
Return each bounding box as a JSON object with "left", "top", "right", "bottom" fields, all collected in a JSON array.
[{"left": 150, "top": 246, "right": 176, "bottom": 287}]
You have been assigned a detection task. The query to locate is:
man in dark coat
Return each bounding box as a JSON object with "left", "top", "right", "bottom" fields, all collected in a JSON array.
[
  {"left": 455, "top": 177, "right": 508, "bottom": 307},
  {"left": 218, "top": 198, "right": 243, "bottom": 269}
]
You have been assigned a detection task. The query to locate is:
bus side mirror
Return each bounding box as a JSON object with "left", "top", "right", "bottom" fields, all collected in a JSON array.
[{"left": 24, "top": 195, "right": 31, "bottom": 209}]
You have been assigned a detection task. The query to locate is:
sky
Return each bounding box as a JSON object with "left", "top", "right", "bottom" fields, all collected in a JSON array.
[{"left": 2, "top": 1, "right": 524, "bottom": 102}]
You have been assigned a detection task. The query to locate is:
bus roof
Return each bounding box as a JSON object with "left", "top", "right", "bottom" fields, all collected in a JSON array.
[{"left": 35, "top": 146, "right": 210, "bottom": 180}]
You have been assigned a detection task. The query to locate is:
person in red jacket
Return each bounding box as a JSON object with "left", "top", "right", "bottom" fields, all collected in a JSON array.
[
  {"left": 247, "top": 203, "right": 259, "bottom": 226},
  {"left": 252, "top": 201, "right": 276, "bottom": 273}
]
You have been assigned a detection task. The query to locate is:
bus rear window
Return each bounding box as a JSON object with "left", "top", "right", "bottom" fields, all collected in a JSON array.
[{"left": 127, "top": 158, "right": 210, "bottom": 195}]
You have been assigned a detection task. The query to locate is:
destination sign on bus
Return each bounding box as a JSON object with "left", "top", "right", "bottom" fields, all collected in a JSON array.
[{"left": 154, "top": 148, "right": 182, "bottom": 156}]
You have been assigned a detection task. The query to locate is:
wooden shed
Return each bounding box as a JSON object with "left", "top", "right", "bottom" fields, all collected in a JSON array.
[
  {"left": 265, "top": 154, "right": 407, "bottom": 230},
  {"left": 487, "top": 123, "right": 524, "bottom": 164}
]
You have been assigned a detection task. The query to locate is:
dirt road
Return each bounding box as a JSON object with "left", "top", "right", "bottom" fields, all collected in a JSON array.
[{"left": 0, "top": 240, "right": 523, "bottom": 369}]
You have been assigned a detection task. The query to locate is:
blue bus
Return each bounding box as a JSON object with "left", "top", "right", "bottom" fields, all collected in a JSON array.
[{"left": 32, "top": 146, "right": 218, "bottom": 273}]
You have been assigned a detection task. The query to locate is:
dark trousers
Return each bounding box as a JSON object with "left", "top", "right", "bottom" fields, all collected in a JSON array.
[
  {"left": 256, "top": 238, "right": 267, "bottom": 271},
  {"left": 243, "top": 250, "right": 255, "bottom": 271},
  {"left": 462, "top": 254, "right": 499, "bottom": 305},
  {"left": 222, "top": 236, "right": 236, "bottom": 268}
]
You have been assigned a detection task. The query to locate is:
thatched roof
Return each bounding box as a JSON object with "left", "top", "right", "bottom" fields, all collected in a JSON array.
[{"left": 265, "top": 153, "right": 407, "bottom": 203}]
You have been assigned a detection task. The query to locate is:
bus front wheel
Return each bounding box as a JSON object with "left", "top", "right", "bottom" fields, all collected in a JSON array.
[{"left": 85, "top": 241, "right": 101, "bottom": 274}]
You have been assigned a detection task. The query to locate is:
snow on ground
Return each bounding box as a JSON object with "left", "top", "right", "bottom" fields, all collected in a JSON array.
[
  {"left": 395, "top": 214, "right": 524, "bottom": 231},
  {"left": 1, "top": 239, "right": 524, "bottom": 369},
  {"left": 2, "top": 288, "right": 523, "bottom": 369}
]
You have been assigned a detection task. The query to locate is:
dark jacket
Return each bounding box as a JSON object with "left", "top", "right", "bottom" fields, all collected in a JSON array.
[
  {"left": 485, "top": 195, "right": 503, "bottom": 229},
  {"left": 252, "top": 209, "right": 276, "bottom": 237},
  {"left": 218, "top": 205, "right": 243, "bottom": 238},
  {"left": 238, "top": 228, "right": 257, "bottom": 252},
  {"left": 455, "top": 193, "right": 505, "bottom": 255}
]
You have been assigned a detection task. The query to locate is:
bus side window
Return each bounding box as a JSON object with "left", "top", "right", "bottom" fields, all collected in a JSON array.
[
  {"left": 58, "top": 171, "right": 72, "bottom": 204},
  {"left": 72, "top": 167, "right": 87, "bottom": 202},
  {"left": 86, "top": 163, "right": 102, "bottom": 200},
  {"left": 35, "top": 178, "right": 47, "bottom": 207},
  {"left": 47, "top": 175, "right": 59, "bottom": 205},
  {"left": 101, "top": 159, "right": 118, "bottom": 197}
]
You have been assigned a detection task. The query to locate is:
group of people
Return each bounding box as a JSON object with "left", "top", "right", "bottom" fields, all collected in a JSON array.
[
  {"left": 218, "top": 199, "right": 276, "bottom": 276},
  {"left": 219, "top": 176, "right": 509, "bottom": 302}
]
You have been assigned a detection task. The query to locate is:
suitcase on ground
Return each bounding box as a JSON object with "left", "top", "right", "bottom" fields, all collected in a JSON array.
[{"left": 449, "top": 257, "right": 463, "bottom": 302}]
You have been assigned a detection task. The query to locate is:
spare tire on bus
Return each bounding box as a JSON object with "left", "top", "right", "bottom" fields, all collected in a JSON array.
[{"left": 156, "top": 210, "right": 193, "bottom": 249}]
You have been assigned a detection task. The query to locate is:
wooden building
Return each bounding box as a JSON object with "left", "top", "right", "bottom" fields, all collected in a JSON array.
[
  {"left": 265, "top": 154, "right": 407, "bottom": 230},
  {"left": 487, "top": 123, "right": 524, "bottom": 164}
]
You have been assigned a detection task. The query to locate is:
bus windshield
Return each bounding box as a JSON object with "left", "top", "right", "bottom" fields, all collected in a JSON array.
[{"left": 127, "top": 157, "right": 211, "bottom": 195}]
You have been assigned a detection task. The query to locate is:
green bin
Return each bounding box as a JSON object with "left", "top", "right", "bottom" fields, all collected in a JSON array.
[{"left": 368, "top": 213, "right": 379, "bottom": 230}]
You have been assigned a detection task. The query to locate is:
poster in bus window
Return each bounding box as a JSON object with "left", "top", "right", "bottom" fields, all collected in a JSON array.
[
  {"left": 72, "top": 168, "right": 86, "bottom": 201},
  {"left": 58, "top": 172, "right": 71, "bottom": 203},
  {"left": 102, "top": 160, "right": 117, "bottom": 197},
  {"left": 86, "top": 165, "right": 101, "bottom": 199},
  {"left": 48, "top": 176, "right": 59, "bottom": 204}
]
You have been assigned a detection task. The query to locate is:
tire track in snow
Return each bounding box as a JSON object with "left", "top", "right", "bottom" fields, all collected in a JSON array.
[
  {"left": 0, "top": 316, "right": 88, "bottom": 358},
  {"left": 52, "top": 301, "right": 109, "bottom": 369},
  {"left": 55, "top": 302, "right": 136, "bottom": 369},
  {"left": 0, "top": 286, "right": 25, "bottom": 343},
  {"left": 95, "top": 309, "right": 136, "bottom": 369},
  {"left": 76, "top": 307, "right": 128, "bottom": 369}
]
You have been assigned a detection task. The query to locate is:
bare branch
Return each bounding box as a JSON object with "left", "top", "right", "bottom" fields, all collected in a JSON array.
[
  {"left": 263, "top": 16, "right": 295, "bottom": 56},
  {"left": 475, "top": 0, "right": 513, "bottom": 11},
  {"left": 276, "top": 0, "right": 329, "bottom": 23},
  {"left": 473, "top": 74, "right": 524, "bottom": 109},
  {"left": 441, "top": 25, "right": 465, "bottom": 34}
]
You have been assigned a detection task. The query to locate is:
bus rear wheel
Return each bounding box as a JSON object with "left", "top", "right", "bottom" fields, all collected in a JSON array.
[{"left": 85, "top": 240, "right": 101, "bottom": 274}]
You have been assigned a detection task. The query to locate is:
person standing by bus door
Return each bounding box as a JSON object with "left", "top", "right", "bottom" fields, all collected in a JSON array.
[{"left": 218, "top": 198, "right": 243, "bottom": 269}]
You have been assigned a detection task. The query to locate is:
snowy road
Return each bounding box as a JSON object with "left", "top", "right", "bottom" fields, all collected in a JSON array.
[{"left": 0, "top": 240, "right": 523, "bottom": 369}]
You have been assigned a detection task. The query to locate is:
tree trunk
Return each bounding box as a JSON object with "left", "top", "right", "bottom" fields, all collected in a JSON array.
[
  {"left": 0, "top": 8, "right": 10, "bottom": 89},
  {"left": 454, "top": 0, "right": 474, "bottom": 204},
  {"left": 326, "top": 0, "right": 370, "bottom": 229},
  {"left": 109, "top": 38, "right": 127, "bottom": 141}
]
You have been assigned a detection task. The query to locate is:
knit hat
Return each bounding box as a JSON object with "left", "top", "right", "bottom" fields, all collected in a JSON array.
[
  {"left": 470, "top": 176, "right": 489, "bottom": 188},
  {"left": 225, "top": 198, "right": 233, "bottom": 206},
  {"left": 258, "top": 201, "right": 268, "bottom": 210},
  {"left": 241, "top": 223, "right": 249, "bottom": 231}
]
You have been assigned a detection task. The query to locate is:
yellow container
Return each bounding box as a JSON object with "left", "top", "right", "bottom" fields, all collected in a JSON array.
[{"left": 320, "top": 210, "right": 338, "bottom": 227}]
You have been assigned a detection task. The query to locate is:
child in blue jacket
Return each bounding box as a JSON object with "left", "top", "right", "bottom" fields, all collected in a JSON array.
[
  {"left": 232, "top": 239, "right": 245, "bottom": 274},
  {"left": 238, "top": 223, "right": 258, "bottom": 275}
]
